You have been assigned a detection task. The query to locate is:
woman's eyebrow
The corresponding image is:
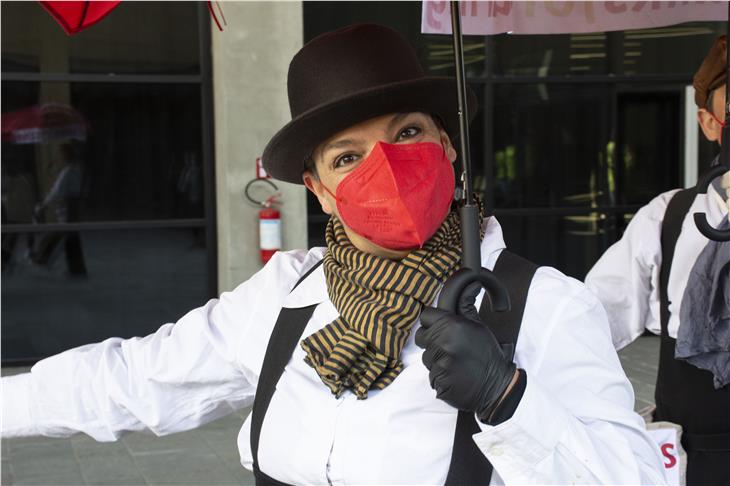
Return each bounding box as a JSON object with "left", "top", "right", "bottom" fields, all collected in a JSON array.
[
  {"left": 386, "top": 113, "right": 412, "bottom": 133},
  {"left": 322, "top": 138, "right": 362, "bottom": 155}
]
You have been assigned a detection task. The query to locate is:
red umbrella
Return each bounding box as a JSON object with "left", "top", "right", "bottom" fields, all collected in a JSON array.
[
  {"left": 1, "top": 103, "right": 88, "bottom": 145},
  {"left": 39, "top": 1, "right": 121, "bottom": 35},
  {"left": 38, "top": 1, "right": 227, "bottom": 35}
]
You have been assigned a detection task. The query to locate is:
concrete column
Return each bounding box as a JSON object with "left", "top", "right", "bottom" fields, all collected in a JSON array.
[{"left": 211, "top": 1, "right": 306, "bottom": 292}]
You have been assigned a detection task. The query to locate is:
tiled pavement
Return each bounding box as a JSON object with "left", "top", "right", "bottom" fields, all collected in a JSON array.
[
  {"left": 617, "top": 334, "right": 662, "bottom": 413},
  {"left": 1, "top": 335, "right": 661, "bottom": 486}
]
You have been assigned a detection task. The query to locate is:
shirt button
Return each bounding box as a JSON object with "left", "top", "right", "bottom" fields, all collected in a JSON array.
[{"left": 490, "top": 446, "right": 503, "bottom": 457}]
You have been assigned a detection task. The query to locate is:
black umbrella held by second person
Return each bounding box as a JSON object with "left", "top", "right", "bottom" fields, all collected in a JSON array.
[
  {"left": 437, "top": 1, "right": 510, "bottom": 316},
  {"left": 695, "top": 1, "right": 730, "bottom": 242}
]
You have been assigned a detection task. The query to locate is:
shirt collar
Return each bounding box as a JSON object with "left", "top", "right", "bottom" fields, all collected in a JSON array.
[
  {"left": 282, "top": 217, "right": 508, "bottom": 309},
  {"left": 283, "top": 247, "right": 328, "bottom": 309}
]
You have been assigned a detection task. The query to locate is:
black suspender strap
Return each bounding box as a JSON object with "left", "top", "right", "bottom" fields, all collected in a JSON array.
[
  {"left": 445, "top": 250, "right": 539, "bottom": 486},
  {"left": 251, "top": 261, "right": 322, "bottom": 486},
  {"left": 659, "top": 189, "right": 696, "bottom": 335},
  {"left": 484, "top": 251, "right": 539, "bottom": 359}
]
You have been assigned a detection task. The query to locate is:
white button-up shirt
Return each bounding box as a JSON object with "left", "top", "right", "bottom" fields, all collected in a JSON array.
[
  {"left": 586, "top": 185, "right": 728, "bottom": 350},
  {"left": 3, "top": 218, "right": 667, "bottom": 484}
]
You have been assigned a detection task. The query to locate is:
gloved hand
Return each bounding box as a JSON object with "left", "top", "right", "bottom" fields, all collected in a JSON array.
[{"left": 415, "top": 284, "right": 518, "bottom": 423}]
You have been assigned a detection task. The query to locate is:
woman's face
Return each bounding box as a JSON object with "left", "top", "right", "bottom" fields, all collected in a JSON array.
[{"left": 303, "top": 111, "right": 457, "bottom": 259}]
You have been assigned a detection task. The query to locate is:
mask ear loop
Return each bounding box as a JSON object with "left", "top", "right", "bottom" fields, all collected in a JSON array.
[
  {"left": 321, "top": 182, "right": 339, "bottom": 202},
  {"left": 709, "top": 110, "right": 726, "bottom": 128},
  {"left": 708, "top": 110, "right": 727, "bottom": 145}
]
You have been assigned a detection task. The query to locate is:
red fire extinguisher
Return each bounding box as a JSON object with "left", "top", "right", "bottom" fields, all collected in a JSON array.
[
  {"left": 245, "top": 178, "right": 282, "bottom": 264},
  {"left": 259, "top": 196, "right": 281, "bottom": 264}
]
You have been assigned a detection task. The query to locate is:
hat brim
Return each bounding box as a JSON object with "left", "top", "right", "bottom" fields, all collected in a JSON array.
[{"left": 262, "top": 77, "right": 478, "bottom": 184}]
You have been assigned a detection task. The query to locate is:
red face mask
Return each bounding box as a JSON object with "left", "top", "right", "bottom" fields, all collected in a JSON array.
[{"left": 322, "top": 141, "right": 455, "bottom": 250}]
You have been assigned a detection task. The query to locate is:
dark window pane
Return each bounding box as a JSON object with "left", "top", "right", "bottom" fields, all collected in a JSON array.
[
  {"left": 489, "top": 84, "right": 682, "bottom": 211},
  {"left": 493, "top": 33, "right": 610, "bottom": 76},
  {"left": 1, "top": 1, "right": 200, "bottom": 74},
  {"left": 421, "top": 34, "right": 487, "bottom": 77},
  {"left": 2, "top": 228, "right": 207, "bottom": 362},
  {"left": 617, "top": 23, "right": 725, "bottom": 75},
  {"left": 2, "top": 82, "right": 204, "bottom": 223},
  {"left": 490, "top": 84, "right": 611, "bottom": 209},
  {"left": 496, "top": 212, "right": 631, "bottom": 280},
  {"left": 615, "top": 89, "right": 682, "bottom": 204},
  {"left": 484, "top": 23, "right": 724, "bottom": 78}
]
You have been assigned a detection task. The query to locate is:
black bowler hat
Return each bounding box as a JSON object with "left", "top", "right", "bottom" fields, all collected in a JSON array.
[{"left": 262, "top": 23, "right": 477, "bottom": 184}]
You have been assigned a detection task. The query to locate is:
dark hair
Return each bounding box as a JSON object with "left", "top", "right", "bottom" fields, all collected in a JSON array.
[
  {"left": 429, "top": 113, "right": 447, "bottom": 131},
  {"left": 302, "top": 113, "right": 448, "bottom": 181},
  {"left": 303, "top": 154, "right": 318, "bottom": 180},
  {"left": 707, "top": 88, "right": 716, "bottom": 111}
]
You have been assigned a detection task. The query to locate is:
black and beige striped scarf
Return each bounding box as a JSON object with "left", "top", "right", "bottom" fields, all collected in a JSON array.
[{"left": 301, "top": 209, "right": 469, "bottom": 399}]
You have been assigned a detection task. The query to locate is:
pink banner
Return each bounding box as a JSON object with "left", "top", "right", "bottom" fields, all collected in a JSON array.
[{"left": 422, "top": 1, "right": 727, "bottom": 35}]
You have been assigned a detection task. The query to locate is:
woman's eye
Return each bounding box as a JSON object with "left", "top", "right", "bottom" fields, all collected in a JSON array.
[
  {"left": 333, "top": 153, "right": 358, "bottom": 169},
  {"left": 397, "top": 126, "right": 421, "bottom": 141}
]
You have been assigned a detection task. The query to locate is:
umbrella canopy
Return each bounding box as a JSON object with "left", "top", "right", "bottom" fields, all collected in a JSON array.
[
  {"left": 1, "top": 103, "right": 88, "bottom": 145},
  {"left": 38, "top": 1, "right": 226, "bottom": 35},
  {"left": 39, "top": 1, "right": 121, "bottom": 35}
]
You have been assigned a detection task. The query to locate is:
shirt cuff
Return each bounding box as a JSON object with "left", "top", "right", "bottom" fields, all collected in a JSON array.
[
  {"left": 2, "top": 373, "right": 40, "bottom": 438},
  {"left": 484, "top": 368, "right": 527, "bottom": 425},
  {"left": 472, "top": 377, "right": 569, "bottom": 479}
]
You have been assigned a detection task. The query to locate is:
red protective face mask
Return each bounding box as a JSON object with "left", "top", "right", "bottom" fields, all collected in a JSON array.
[{"left": 322, "top": 141, "right": 455, "bottom": 250}]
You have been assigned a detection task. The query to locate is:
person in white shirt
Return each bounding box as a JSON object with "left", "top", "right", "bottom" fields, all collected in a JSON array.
[
  {"left": 585, "top": 35, "right": 730, "bottom": 486},
  {"left": 3, "top": 24, "right": 667, "bottom": 485}
]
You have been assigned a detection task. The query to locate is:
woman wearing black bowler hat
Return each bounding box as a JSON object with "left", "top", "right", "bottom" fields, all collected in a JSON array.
[{"left": 3, "top": 24, "right": 667, "bottom": 485}]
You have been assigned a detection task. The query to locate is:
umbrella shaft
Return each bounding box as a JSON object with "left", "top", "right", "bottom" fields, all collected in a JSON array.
[
  {"left": 460, "top": 204, "right": 482, "bottom": 270},
  {"left": 450, "top": 1, "right": 474, "bottom": 203},
  {"left": 721, "top": 126, "right": 730, "bottom": 169}
]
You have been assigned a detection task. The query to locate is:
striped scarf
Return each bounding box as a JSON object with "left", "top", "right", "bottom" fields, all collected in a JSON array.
[{"left": 301, "top": 209, "right": 466, "bottom": 399}]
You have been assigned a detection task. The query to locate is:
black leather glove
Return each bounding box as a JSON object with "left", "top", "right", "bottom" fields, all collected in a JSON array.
[{"left": 415, "top": 284, "right": 518, "bottom": 423}]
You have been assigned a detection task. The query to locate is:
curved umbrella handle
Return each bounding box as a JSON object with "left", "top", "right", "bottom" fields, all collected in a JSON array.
[
  {"left": 438, "top": 267, "right": 511, "bottom": 315},
  {"left": 693, "top": 164, "right": 730, "bottom": 242}
]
